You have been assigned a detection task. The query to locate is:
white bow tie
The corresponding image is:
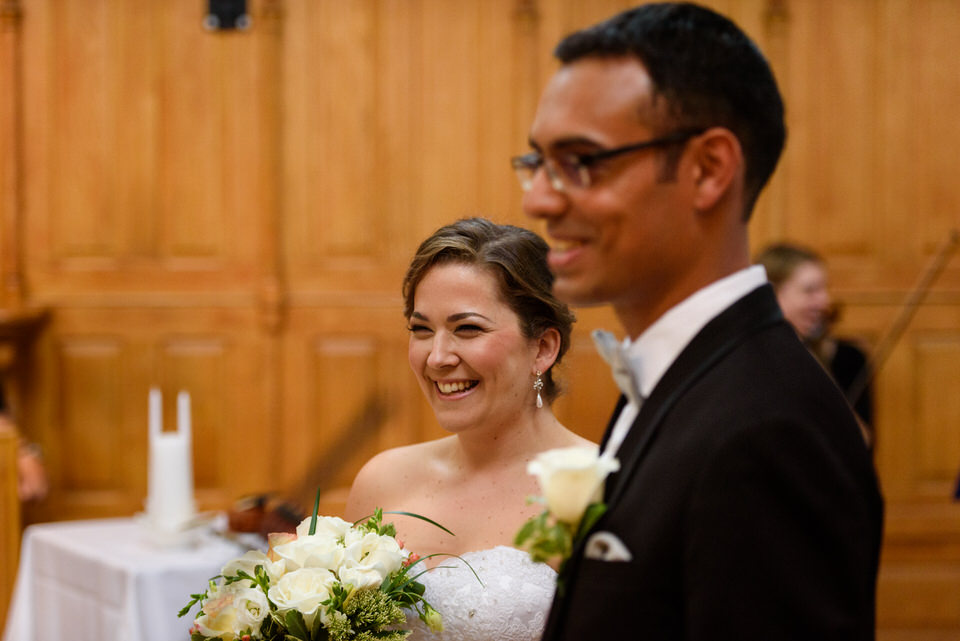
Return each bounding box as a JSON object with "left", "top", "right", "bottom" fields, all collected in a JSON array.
[{"left": 591, "top": 329, "right": 644, "bottom": 407}]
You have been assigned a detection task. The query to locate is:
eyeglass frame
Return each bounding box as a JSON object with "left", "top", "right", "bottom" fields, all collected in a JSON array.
[{"left": 511, "top": 127, "right": 708, "bottom": 192}]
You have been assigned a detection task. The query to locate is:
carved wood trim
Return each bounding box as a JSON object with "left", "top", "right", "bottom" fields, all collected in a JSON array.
[{"left": 256, "top": 0, "right": 286, "bottom": 335}]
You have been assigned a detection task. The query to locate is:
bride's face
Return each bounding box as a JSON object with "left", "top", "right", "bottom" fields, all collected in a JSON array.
[{"left": 407, "top": 262, "right": 540, "bottom": 434}]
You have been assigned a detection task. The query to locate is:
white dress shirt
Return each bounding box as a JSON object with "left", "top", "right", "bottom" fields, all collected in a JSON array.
[{"left": 600, "top": 265, "right": 768, "bottom": 460}]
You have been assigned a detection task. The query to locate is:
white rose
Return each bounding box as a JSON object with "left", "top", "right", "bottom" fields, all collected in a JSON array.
[
  {"left": 271, "top": 533, "right": 345, "bottom": 572},
  {"left": 230, "top": 585, "right": 270, "bottom": 633},
  {"left": 222, "top": 550, "right": 285, "bottom": 584},
  {"left": 295, "top": 515, "right": 353, "bottom": 539},
  {"left": 527, "top": 446, "right": 620, "bottom": 524},
  {"left": 267, "top": 567, "right": 337, "bottom": 629},
  {"left": 195, "top": 580, "right": 268, "bottom": 639},
  {"left": 339, "top": 532, "right": 405, "bottom": 589},
  {"left": 338, "top": 565, "right": 385, "bottom": 590}
]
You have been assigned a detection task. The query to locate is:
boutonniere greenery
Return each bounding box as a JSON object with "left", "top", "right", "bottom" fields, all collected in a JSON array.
[{"left": 515, "top": 446, "right": 619, "bottom": 582}]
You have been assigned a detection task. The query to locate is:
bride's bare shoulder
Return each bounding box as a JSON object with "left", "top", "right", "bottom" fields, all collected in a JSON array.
[{"left": 344, "top": 437, "right": 453, "bottom": 520}]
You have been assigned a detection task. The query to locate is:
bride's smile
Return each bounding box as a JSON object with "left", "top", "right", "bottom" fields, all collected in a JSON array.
[{"left": 407, "top": 262, "right": 541, "bottom": 434}]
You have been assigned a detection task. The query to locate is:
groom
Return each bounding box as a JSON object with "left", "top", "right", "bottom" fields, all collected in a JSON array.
[{"left": 518, "top": 3, "right": 883, "bottom": 639}]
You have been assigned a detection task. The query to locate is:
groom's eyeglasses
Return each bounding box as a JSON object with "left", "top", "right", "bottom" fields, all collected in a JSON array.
[{"left": 511, "top": 128, "right": 706, "bottom": 192}]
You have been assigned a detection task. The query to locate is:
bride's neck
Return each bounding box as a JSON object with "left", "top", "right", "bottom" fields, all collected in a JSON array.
[{"left": 453, "top": 409, "right": 566, "bottom": 470}]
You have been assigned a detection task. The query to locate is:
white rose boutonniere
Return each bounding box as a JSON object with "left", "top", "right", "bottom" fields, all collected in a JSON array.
[{"left": 515, "top": 446, "right": 619, "bottom": 576}]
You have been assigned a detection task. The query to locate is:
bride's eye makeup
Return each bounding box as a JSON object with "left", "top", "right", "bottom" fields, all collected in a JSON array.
[
  {"left": 455, "top": 324, "right": 484, "bottom": 336},
  {"left": 407, "top": 323, "right": 432, "bottom": 335}
]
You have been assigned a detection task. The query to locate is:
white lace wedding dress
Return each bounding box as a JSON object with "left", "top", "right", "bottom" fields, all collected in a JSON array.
[{"left": 405, "top": 546, "right": 557, "bottom": 641}]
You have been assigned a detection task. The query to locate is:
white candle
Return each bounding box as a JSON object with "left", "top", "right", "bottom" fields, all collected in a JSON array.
[
  {"left": 177, "top": 391, "right": 191, "bottom": 440},
  {"left": 145, "top": 388, "right": 196, "bottom": 533},
  {"left": 149, "top": 387, "right": 161, "bottom": 437}
]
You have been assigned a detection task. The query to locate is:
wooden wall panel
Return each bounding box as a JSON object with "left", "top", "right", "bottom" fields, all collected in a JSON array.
[
  {"left": 281, "top": 306, "right": 423, "bottom": 512},
  {"left": 158, "top": 2, "right": 225, "bottom": 261},
  {"left": 22, "top": 0, "right": 265, "bottom": 297},
  {"left": 49, "top": 1, "right": 121, "bottom": 260},
  {"left": 160, "top": 337, "right": 228, "bottom": 491},
  {"left": 879, "top": 0, "right": 960, "bottom": 265},
  {"left": 22, "top": 306, "right": 267, "bottom": 522},
  {"left": 283, "top": 1, "right": 378, "bottom": 264},
  {"left": 2, "top": 0, "right": 959, "bottom": 637},
  {"left": 777, "top": 0, "right": 878, "bottom": 258},
  {"left": 914, "top": 336, "right": 960, "bottom": 492},
  {"left": 878, "top": 561, "right": 960, "bottom": 633},
  {"left": 57, "top": 337, "right": 124, "bottom": 490}
]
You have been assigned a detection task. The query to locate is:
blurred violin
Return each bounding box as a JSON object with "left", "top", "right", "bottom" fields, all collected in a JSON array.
[{"left": 227, "top": 493, "right": 304, "bottom": 536}]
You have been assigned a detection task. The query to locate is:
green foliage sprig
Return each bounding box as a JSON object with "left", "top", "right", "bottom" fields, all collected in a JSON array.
[{"left": 514, "top": 499, "right": 607, "bottom": 582}]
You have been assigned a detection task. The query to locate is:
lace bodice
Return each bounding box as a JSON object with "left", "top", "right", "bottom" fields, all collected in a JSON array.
[{"left": 406, "top": 546, "right": 557, "bottom": 641}]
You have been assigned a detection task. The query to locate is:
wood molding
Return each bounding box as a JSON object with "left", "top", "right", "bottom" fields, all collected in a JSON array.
[
  {"left": 0, "top": 425, "right": 20, "bottom": 632},
  {"left": 0, "top": 0, "right": 24, "bottom": 309}
]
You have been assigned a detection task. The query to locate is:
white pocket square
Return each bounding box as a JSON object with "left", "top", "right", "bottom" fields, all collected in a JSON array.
[{"left": 584, "top": 530, "right": 633, "bottom": 562}]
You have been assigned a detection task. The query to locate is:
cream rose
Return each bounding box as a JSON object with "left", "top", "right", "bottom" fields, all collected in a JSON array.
[
  {"left": 195, "top": 580, "right": 269, "bottom": 639},
  {"left": 267, "top": 567, "right": 337, "bottom": 629},
  {"left": 271, "top": 532, "right": 345, "bottom": 572},
  {"left": 339, "top": 532, "right": 406, "bottom": 589},
  {"left": 222, "top": 550, "right": 285, "bottom": 584},
  {"left": 527, "top": 446, "right": 620, "bottom": 524},
  {"left": 295, "top": 515, "right": 353, "bottom": 539}
]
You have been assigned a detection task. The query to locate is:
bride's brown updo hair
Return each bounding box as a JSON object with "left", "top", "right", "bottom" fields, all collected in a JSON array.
[{"left": 402, "top": 217, "right": 575, "bottom": 404}]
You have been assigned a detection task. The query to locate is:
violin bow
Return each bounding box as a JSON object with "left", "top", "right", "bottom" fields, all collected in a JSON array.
[{"left": 848, "top": 228, "right": 959, "bottom": 406}]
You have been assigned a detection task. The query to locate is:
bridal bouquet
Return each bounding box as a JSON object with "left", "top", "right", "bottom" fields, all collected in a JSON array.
[{"left": 180, "top": 507, "right": 450, "bottom": 641}]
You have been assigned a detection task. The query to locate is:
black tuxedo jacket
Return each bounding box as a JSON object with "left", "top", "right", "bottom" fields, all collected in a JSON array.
[{"left": 541, "top": 285, "right": 883, "bottom": 641}]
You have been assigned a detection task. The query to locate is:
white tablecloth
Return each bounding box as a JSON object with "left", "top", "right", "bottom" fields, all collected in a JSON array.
[{"left": 3, "top": 517, "right": 250, "bottom": 641}]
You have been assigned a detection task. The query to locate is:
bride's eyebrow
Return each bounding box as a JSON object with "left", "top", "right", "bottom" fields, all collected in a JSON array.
[
  {"left": 409, "top": 311, "right": 493, "bottom": 323},
  {"left": 447, "top": 312, "right": 492, "bottom": 323}
]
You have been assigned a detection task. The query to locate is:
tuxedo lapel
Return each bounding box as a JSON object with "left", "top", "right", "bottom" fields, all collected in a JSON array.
[
  {"left": 604, "top": 286, "right": 784, "bottom": 507},
  {"left": 598, "top": 394, "right": 628, "bottom": 453}
]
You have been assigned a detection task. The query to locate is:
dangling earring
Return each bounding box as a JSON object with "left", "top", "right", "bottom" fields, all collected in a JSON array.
[{"left": 534, "top": 370, "right": 544, "bottom": 409}]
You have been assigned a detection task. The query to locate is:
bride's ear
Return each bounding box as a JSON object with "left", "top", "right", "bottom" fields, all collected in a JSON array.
[{"left": 533, "top": 327, "right": 562, "bottom": 373}]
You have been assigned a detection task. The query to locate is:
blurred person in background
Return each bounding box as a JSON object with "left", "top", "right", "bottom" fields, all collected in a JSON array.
[
  {"left": 756, "top": 242, "right": 874, "bottom": 443},
  {"left": 0, "top": 385, "right": 47, "bottom": 502}
]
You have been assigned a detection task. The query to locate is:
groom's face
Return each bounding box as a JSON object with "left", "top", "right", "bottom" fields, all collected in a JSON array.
[{"left": 522, "top": 57, "right": 701, "bottom": 327}]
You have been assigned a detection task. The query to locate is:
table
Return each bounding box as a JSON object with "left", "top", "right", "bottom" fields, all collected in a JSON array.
[{"left": 3, "top": 517, "right": 252, "bottom": 641}]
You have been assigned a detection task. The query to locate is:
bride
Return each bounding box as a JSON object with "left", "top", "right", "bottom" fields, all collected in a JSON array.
[{"left": 344, "top": 218, "right": 592, "bottom": 641}]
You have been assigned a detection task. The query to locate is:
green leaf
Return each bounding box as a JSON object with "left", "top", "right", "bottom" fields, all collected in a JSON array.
[
  {"left": 309, "top": 487, "right": 321, "bottom": 535},
  {"left": 386, "top": 510, "right": 455, "bottom": 537},
  {"left": 514, "top": 515, "right": 538, "bottom": 546},
  {"left": 354, "top": 510, "right": 456, "bottom": 537},
  {"left": 177, "top": 591, "right": 209, "bottom": 618},
  {"left": 284, "top": 609, "right": 310, "bottom": 640},
  {"left": 575, "top": 502, "right": 607, "bottom": 541},
  {"left": 408, "top": 552, "right": 483, "bottom": 587}
]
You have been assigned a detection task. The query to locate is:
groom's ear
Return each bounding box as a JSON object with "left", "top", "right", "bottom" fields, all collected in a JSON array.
[{"left": 534, "top": 327, "right": 562, "bottom": 373}]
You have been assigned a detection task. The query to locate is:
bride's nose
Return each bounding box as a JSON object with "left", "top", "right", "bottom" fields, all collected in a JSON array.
[{"left": 426, "top": 332, "right": 459, "bottom": 369}]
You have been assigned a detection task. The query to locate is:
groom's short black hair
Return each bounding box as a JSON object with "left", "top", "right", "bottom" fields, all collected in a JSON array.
[{"left": 555, "top": 2, "right": 786, "bottom": 219}]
